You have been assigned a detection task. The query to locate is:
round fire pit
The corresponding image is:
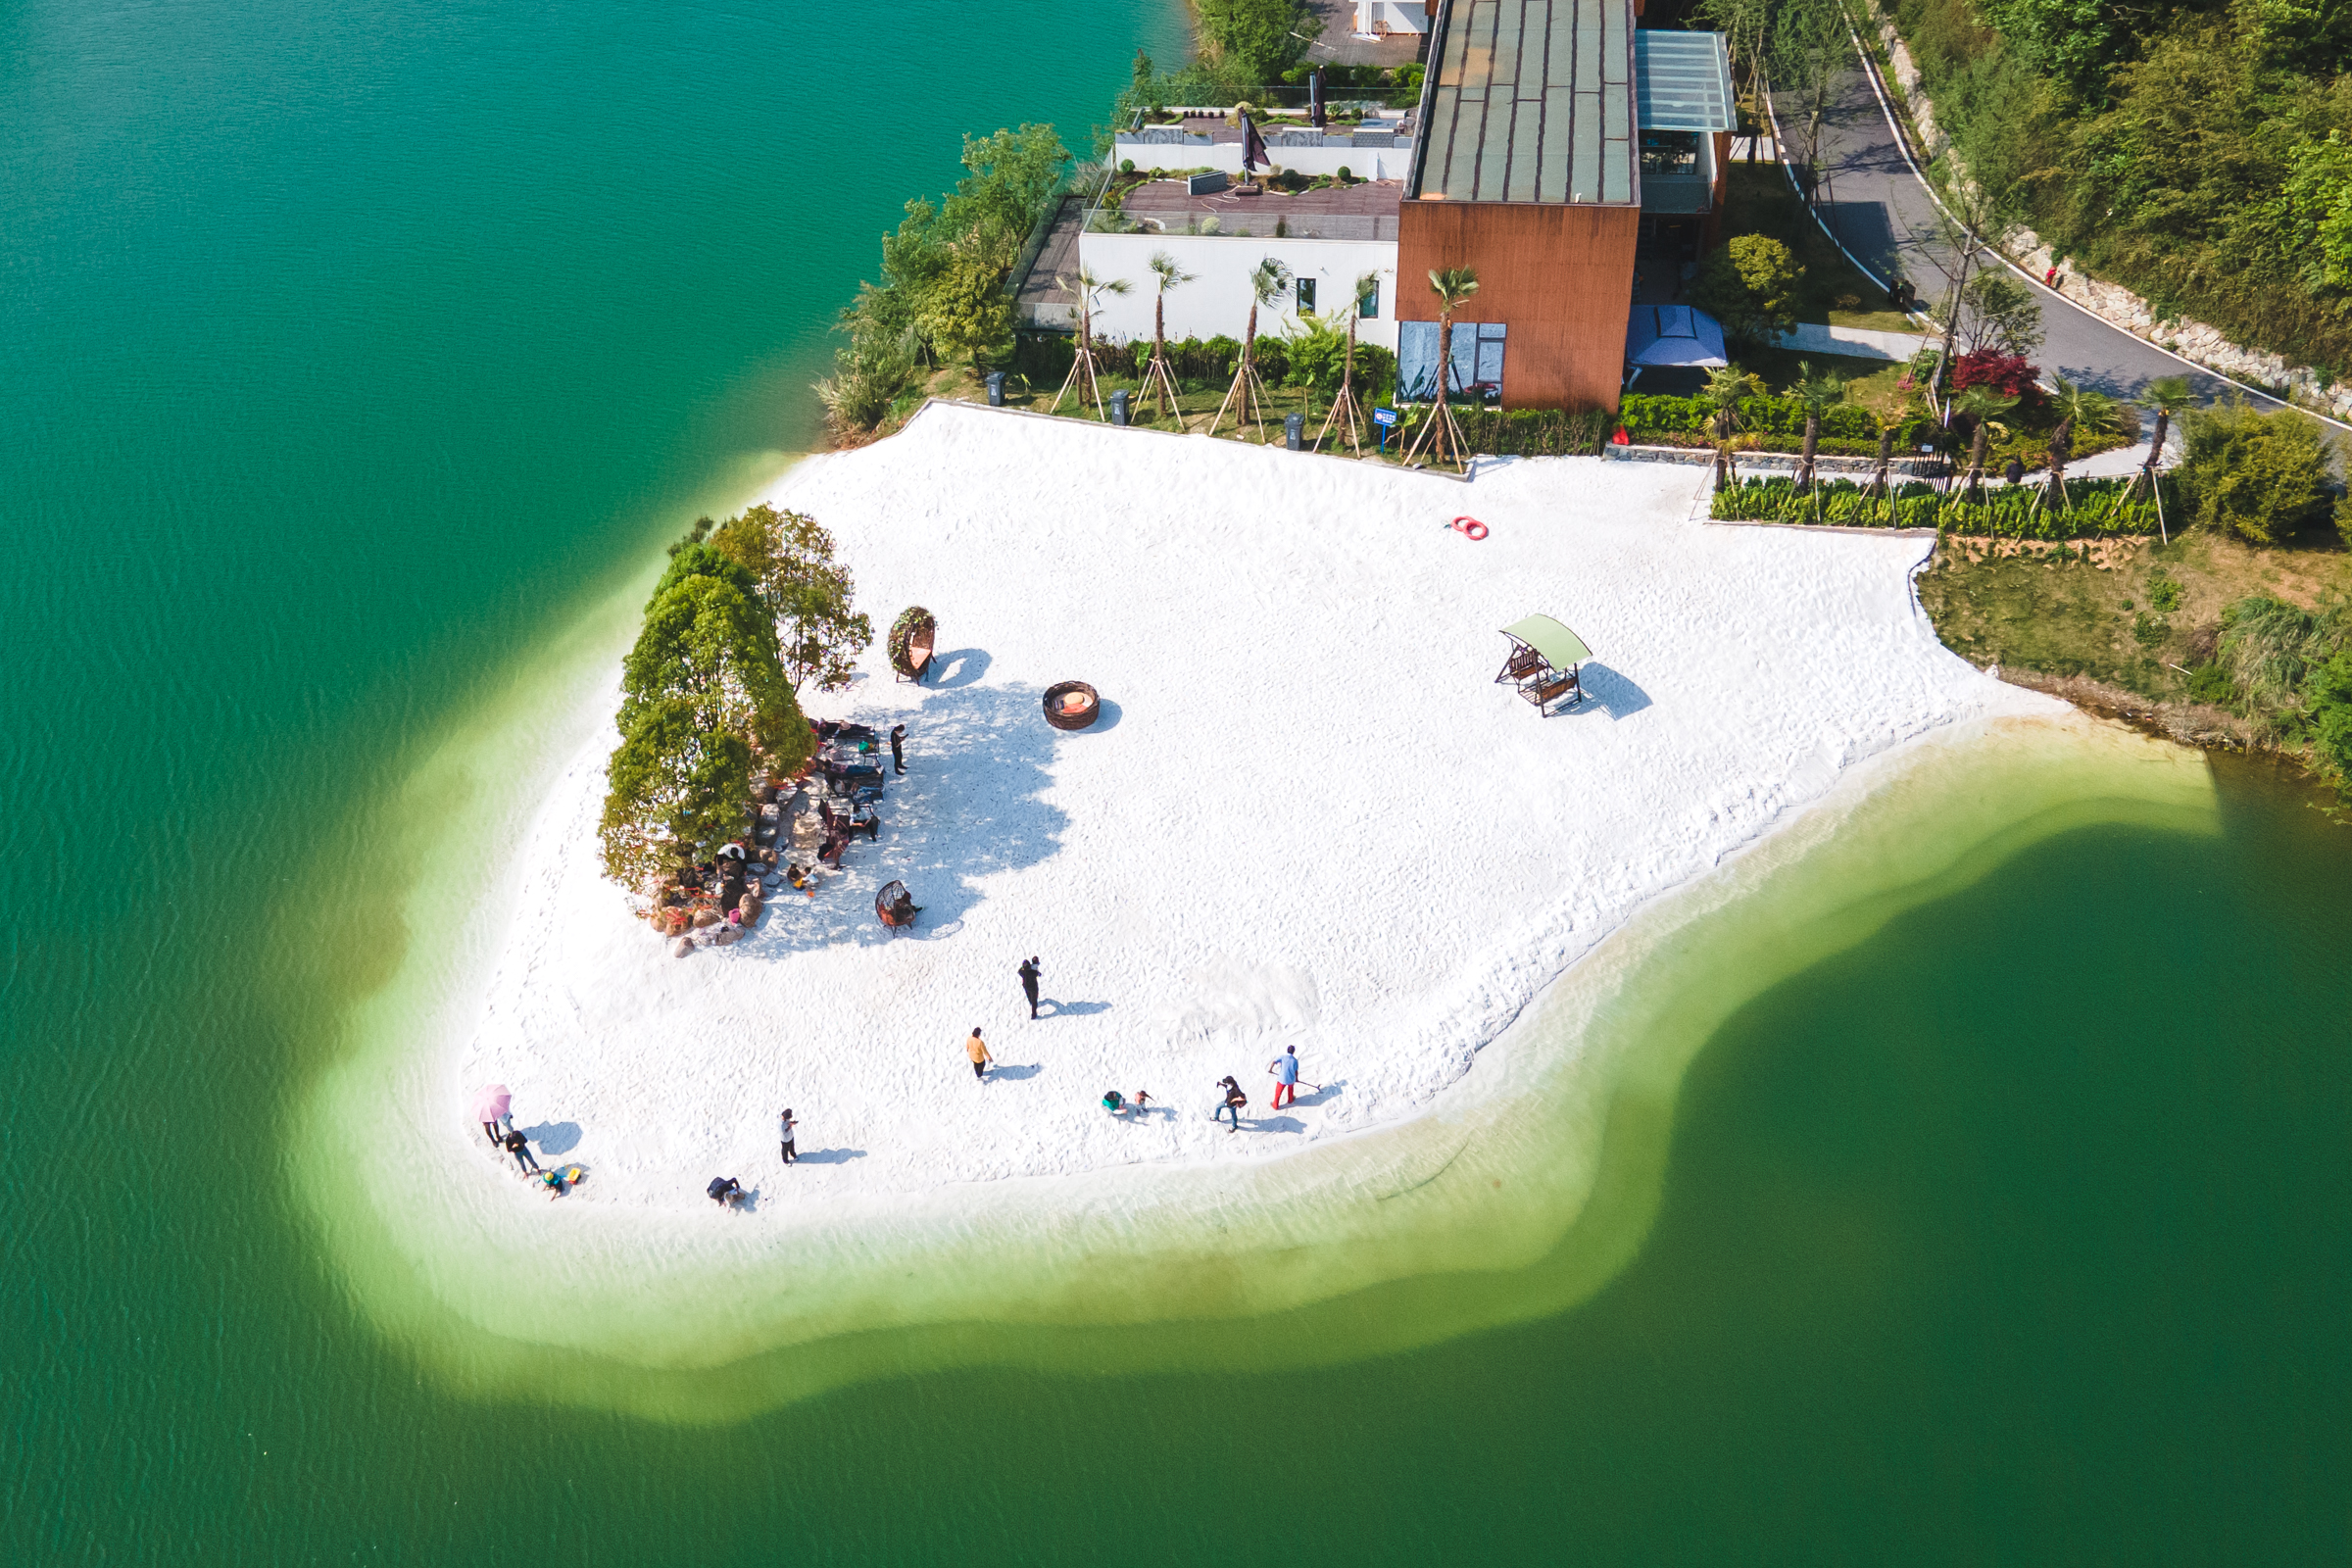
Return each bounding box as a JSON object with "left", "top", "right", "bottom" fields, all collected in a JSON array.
[{"left": 1042, "top": 680, "right": 1101, "bottom": 731}]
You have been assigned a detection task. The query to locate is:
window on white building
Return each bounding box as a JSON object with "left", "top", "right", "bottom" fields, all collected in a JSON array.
[
  {"left": 1359, "top": 278, "right": 1381, "bottom": 318},
  {"left": 1296, "top": 277, "right": 1317, "bottom": 316}
]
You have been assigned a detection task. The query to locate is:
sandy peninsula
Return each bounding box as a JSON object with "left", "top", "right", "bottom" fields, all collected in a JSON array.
[{"left": 300, "top": 402, "right": 2215, "bottom": 1409}]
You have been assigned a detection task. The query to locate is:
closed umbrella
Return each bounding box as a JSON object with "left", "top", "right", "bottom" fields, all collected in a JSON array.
[{"left": 472, "top": 1084, "right": 511, "bottom": 1125}]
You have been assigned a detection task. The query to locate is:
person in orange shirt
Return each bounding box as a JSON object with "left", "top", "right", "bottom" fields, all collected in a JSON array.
[{"left": 965, "top": 1027, "right": 994, "bottom": 1082}]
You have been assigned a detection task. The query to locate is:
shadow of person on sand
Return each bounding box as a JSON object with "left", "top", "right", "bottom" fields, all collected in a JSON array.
[
  {"left": 1568, "top": 662, "right": 1651, "bottom": 720},
  {"left": 1251, "top": 1115, "right": 1307, "bottom": 1135},
  {"left": 725, "top": 682, "right": 1072, "bottom": 960},
  {"left": 1288, "top": 1078, "right": 1346, "bottom": 1108},
  {"left": 988, "top": 1062, "right": 1044, "bottom": 1082},
  {"left": 518, "top": 1120, "right": 580, "bottom": 1155},
  {"left": 1035, "top": 999, "right": 1111, "bottom": 1018},
  {"left": 792, "top": 1148, "right": 866, "bottom": 1165}
]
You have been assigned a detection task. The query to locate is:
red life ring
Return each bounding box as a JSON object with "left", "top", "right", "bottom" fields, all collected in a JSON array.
[{"left": 1451, "top": 515, "right": 1490, "bottom": 541}]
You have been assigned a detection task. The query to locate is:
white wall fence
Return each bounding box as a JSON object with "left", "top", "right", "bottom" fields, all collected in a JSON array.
[{"left": 1074, "top": 231, "right": 1401, "bottom": 353}]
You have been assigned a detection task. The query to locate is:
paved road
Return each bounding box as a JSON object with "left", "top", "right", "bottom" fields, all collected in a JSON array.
[{"left": 1787, "top": 38, "right": 2318, "bottom": 421}]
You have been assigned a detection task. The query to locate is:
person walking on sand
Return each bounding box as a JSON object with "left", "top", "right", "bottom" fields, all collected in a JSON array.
[
  {"left": 1017, "top": 956, "right": 1042, "bottom": 1019},
  {"left": 1214, "top": 1075, "right": 1248, "bottom": 1132},
  {"left": 502, "top": 1126, "right": 541, "bottom": 1174},
  {"left": 890, "top": 723, "right": 907, "bottom": 775},
  {"left": 965, "top": 1027, "right": 994, "bottom": 1082},
  {"left": 1268, "top": 1045, "right": 1301, "bottom": 1110},
  {"left": 779, "top": 1108, "right": 798, "bottom": 1164}
]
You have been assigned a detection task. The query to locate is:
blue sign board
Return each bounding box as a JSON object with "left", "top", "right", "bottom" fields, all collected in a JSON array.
[{"left": 1372, "top": 407, "right": 1398, "bottom": 427}]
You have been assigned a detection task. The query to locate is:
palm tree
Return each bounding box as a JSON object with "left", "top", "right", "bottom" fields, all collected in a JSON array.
[
  {"left": 1948, "top": 384, "right": 2018, "bottom": 502},
  {"left": 1700, "top": 364, "right": 1763, "bottom": 492},
  {"left": 1140, "top": 251, "right": 1196, "bottom": 428},
  {"left": 1048, "top": 267, "right": 1132, "bottom": 421},
  {"left": 2132, "top": 374, "right": 2192, "bottom": 541},
  {"left": 1206, "top": 257, "right": 1293, "bottom": 441},
  {"left": 1789, "top": 361, "right": 1847, "bottom": 494},
  {"left": 1315, "top": 270, "right": 1384, "bottom": 456},
  {"left": 1402, "top": 267, "right": 1480, "bottom": 471},
  {"left": 2041, "top": 376, "right": 2118, "bottom": 509}
]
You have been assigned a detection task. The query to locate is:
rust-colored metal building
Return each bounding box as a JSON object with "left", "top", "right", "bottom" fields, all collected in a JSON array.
[{"left": 1396, "top": 0, "right": 1734, "bottom": 410}]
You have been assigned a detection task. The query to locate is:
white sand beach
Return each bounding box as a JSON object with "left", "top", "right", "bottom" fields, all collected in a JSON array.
[
  {"left": 456, "top": 403, "right": 2047, "bottom": 1209},
  {"left": 296, "top": 400, "right": 2221, "bottom": 1407}
]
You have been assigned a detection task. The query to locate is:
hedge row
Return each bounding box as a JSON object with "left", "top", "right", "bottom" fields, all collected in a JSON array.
[
  {"left": 1711, "top": 474, "right": 2180, "bottom": 539},
  {"left": 1620, "top": 392, "right": 1923, "bottom": 444}
]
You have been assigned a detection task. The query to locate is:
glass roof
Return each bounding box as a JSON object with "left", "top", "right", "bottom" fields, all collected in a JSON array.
[{"left": 1633, "top": 30, "right": 1736, "bottom": 133}]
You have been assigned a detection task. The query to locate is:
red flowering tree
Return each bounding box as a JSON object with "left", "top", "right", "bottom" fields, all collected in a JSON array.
[{"left": 1951, "top": 351, "right": 2043, "bottom": 415}]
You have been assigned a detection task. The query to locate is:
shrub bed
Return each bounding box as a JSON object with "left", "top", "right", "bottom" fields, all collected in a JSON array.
[{"left": 1711, "top": 474, "right": 2181, "bottom": 538}]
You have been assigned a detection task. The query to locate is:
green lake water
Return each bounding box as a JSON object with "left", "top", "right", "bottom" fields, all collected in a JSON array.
[{"left": 4, "top": 3, "right": 2349, "bottom": 1562}]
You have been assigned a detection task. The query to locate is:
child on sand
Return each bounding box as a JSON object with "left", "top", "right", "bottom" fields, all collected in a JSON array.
[
  {"left": 965, "top": 1028, "right": 993, "bottom": 1081},
  {"left": 1101, "top": 1089, "right": 1152, "bottom": 1118}
]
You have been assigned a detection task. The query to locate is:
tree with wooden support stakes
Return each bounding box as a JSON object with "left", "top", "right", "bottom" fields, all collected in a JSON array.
[
  {"left": 1788, "top": 360, "right": 1846, "bottom": 514},
  {"left": 1947, "top": 384, "right": 2017, "bottom": 516},
  {"left": 1139, "top": 251, "right": 1195, "bottom": 429},
  {"left": 2122, "top": 375, "right": 2191, "bottom": 543},
  {"left": 1700, "top": 363, "right": 1762, "bottom": 493},
  {"left": 1312, "top": 270, "right": 1384, "bottom": 457},
  {"left": 1400, "top": 267, "right": 1480, "bottom": 472},
  {"left": 1047, "top": 266, "right": 1131, "bottom": 421},
  {"left": 1205, "top": 257, "right": 1292, "bottom": 442},
  {"left": 2037, "top": 377, "right": 2118, "bottom": 514}
]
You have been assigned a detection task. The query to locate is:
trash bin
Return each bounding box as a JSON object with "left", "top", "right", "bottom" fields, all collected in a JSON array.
[
  {"left": 1285, "top": 413, "right": 1303, "bottom": 451},
  {"left": 1110, "top": 388, "right": 1130, "bottom": 426},
  {"left": 985, "top": 370, "right": 1006, "bottom": 407}
]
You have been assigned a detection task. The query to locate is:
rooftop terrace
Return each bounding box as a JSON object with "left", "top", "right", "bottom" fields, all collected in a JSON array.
[{"left": 1097, "top": 176, "right": 1404, "bottom": 243}]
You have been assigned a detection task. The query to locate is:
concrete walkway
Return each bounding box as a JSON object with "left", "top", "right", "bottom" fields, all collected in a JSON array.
[
  {"left": 1782, "top": 35, "right": 2328, "bottom": 424},
  {"left": 1778, "top": 321, "right": 1926, "bottom": 362}
]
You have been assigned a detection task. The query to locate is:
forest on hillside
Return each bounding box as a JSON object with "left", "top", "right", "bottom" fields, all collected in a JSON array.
[{"left": 1886, "top": 0, "right": 2352, "bottom": 376}]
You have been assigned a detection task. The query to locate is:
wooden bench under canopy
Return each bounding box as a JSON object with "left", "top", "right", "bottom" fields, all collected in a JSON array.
[{"left": 1494, "top": 613, "right": 1592, "bottom": 716}]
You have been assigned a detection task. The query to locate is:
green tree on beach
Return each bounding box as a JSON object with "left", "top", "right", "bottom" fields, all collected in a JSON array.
[
  {"left": 712, "top": 504, "right": 873, "bottom": 696},
  {"left": 600, "top": 548, "right": 813, "bottom": 889}
]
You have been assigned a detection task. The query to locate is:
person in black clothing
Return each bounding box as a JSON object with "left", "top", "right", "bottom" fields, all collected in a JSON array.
[
  {"left": 708, "top": 1176, "right": 743, "bottom": 1208},
  {"left": 890, "top": 724, "right": 907, "bottom": 774},
  {"left": 1017, "top": 956, "right": 1042, "bottom": 1019},
  {"left": 779, "top": 1109, "right": 798, "bottom": 1164},
  {"left": 503, "top": 1127, "right": 541, "bottom": 1174}
]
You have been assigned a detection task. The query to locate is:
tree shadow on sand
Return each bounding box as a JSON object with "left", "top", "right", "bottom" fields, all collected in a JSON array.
[{"left": 718, "top": 680, "right": 1070, "bottom": 960}]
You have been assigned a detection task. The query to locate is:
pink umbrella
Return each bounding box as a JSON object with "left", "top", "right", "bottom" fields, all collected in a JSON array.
[{"left": 471, "top": 1084, "right": 511, "bottom": 1124}]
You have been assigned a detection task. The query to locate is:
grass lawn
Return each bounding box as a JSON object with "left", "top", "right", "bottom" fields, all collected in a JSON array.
[
  {"left": 1716, "top": 163, "right": 1919, "bottom": 333},
  {"left": 1917, "top": 526, "right": 2352, "bottom": 701}
]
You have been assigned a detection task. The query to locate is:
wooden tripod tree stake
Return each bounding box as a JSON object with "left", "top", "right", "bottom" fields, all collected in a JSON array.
[
  {"left": 1205, "top": 258, "right": 1291, "bottom": 442},
  {"left": 1400, "top": 267, "right": 1478, "bottom": 473},
  {"left": 1048, "top": 267, "right": 1131, "bottom": 421}
]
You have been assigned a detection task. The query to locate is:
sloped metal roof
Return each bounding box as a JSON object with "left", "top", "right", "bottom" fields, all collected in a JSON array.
[
  {"left": 1634, "top": 30, "right": 1736, "bottom": 132},
  {"left": 1410, "top": 0, "right": 1637, "bottom": 207}
]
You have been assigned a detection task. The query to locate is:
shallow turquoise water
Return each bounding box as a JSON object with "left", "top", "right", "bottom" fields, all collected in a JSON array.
[{"left": 5, "top": 3, "right": 2350, "bottom": 1562}]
